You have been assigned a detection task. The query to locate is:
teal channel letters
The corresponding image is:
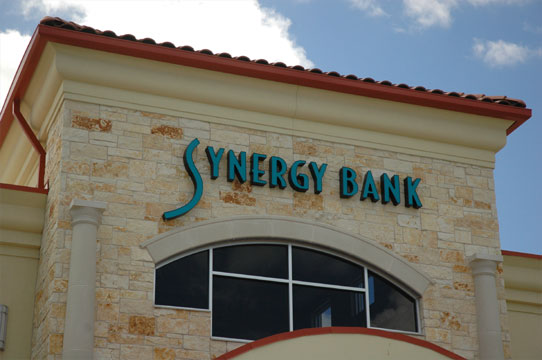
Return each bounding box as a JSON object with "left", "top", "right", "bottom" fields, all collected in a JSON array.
[
  {"left": 269, "top": 156, "right": 287, "bottom": 189},
  {"left": 361, "top": 170, "right": 379, "bottom": 202},
  {"left": 309, "top": 162, "right": 327, "bottom": 194},
  {"left": 381, "top": 174, "right": 401, "bottom": 205},
  {"left": 205, "top": 146, "right": 224, "bottom": 179},
  {"left": 404, "top": 177, "right": 422, "bottom": 208},
  {"left": 251, "top": 153, "right": 267, "bottom": 186},
  {"left": 340, "top": 167, "right": 358, "bottom": 198},
  {"left": 163, "top": 138, "right": 422, "bottom": 220},
  {"left": 288, "top": 160, "right": 309, "bottom": 192},
  {"left": 162, "top": 138, "right": 203, "bottom": 220},
  {"left": 227, "top": 150, "right": 247, "bottom": 183}
]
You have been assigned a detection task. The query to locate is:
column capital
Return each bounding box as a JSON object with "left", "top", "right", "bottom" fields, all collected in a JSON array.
[
  {"left": 468, "top": 253, "right": 503, "bottom": 277},
  {"left": 69, "top": 199, "right": 107, "bottom": 227}
]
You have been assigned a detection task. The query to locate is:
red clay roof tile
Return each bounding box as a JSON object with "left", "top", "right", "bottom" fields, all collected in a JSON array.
[{"left": 39, "top": 16, "right": 527, "bottom": 109}]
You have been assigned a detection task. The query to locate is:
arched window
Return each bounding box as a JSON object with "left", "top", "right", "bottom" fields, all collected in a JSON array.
[{"left": 155, "top": 243, "right": 419, "bottom": 341}]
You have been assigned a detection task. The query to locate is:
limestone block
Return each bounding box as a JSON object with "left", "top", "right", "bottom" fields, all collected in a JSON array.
[
  {"left": 63, "top": 127, "right": 89, "bottom": 142},
  {"left": 119, "top": 135, "right": 143, "bottom": 150},
  {"left": 183, "top": 335, "right": 210, "bottom": 351},
  {"left": 466, "top": 175, "right": 488, "bottom": 189},
  {"left": 398, "top": 215, "right": 421, "bottom": 229},
  {"left": 421, "top": 213, "right": 439, "bottom": 231},
  {"left": 267, "top": 133, "right": 292, "bottom": 148},
  {"left": 211, "top": 129, "right": 249, "bottom": 145},
  {"left": 120, "top": 298, "right": 154, "bottom": 315},
  {"left": 48, "top": 334, "right": 63, "bottom": 354},
  {"left": 151, "top": 125, "right": 183, "bottom": 139},
  {"left": 70, "top": 142, "right": 108, "bottom": 160},
  {"left": 120, "top": 344, "right": 153, "bottom": 360},
  {"left": 101, "top": 274, "right": 130, "bottom": 289},
  {"left": 72, "top": 114, "right": 112, "bottom": 132},
  {"left": 154, "top": 347, "right": 176, "bottom": 360},
  {"left": 183, "top": 128, "right": 210, "bottom": 140},
  {"left": 156, "top": 317, "right": 189, "bottom": 334},
  {"left": 97, "top": 303, "right": 120, "bottom": 322},
  {"left": 128, "top": 316, "right": 155, "bottom": 336}
]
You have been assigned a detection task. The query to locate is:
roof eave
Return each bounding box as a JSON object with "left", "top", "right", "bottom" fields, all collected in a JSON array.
[{"left": 0, "top": 24, "right": 532, "bottom": 149}]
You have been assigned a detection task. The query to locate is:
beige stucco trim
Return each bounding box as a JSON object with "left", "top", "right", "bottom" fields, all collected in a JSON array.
[
  {"left": 0, "top": 229, "right": 41, "bottom": 259},
  {"left": 0, "top": 122, "right": 39, "bottom": 187},
  {"left": 57, "top": 82, "right": 498, "bottom": 167},
  {"left": 141, "top": 215, "right": 432, "bottom": 296},
  {"left": 0, "top": 187, "right": 46, "bottom": 360},
  {"left": 503, "top": 255, "right": 542, "bottom": 295},
  {"left": 502, "top": 254, "right": 542, "bottom": 359},
  {"left": 0, "top": 188, "right": 47, "bottom": 233}
]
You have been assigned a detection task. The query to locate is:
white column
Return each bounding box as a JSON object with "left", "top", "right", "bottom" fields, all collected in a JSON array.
[
  {"left": 468, "top": 253, "right": 504, "bottom": 360},
  {"left": 62, "top": 199, "right": 106, "bottom": 359}
]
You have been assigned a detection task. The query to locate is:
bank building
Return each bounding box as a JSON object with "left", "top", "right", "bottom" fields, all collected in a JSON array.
[{"left": 0, "top": 17, "right": 540, "bottom": 360}]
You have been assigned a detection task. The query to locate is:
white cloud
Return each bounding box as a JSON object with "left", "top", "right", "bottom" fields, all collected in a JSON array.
[
  {"left": 1, "top": 0, "right": 314, "bottom": 107},
  {"left": 0, "top": 30, "right": 31, "bottom": 104},
  {"left": 39, "top": 0, "right": 312, "bottom": 66},
  {"left": 349, "top": 0, "right": 386, "bottom": 16},
  {"left": 403, "top": 0, "right": 458, "bottom": 28},
  {"left": 402, "top": 0, "right": 528, "bottom": 29},
  {"left": 467, "top": 0, "right": 528, "bottom": 5},
  {"left": 20, "top": 0, "right": 85, "bottom": 20},
  {"left": 473, "top": 39, "right": 541, "bottom": 67}
]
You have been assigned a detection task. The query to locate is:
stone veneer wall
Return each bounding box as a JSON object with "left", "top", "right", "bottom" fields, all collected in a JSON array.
[{"left": 31, "top": 99, "right": 510, "bottom": 359}]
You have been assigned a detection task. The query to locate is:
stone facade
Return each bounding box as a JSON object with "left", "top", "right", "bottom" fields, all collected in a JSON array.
[{"left": 31, "top": 99, "right": 509, "bottom": 359}]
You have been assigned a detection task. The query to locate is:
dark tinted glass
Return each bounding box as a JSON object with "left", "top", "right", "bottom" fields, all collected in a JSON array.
[
  {"left": 292, "top": 247, "right": 364, "bottom": 287},
  {"left": 293, "top": 285, "right": 366, "bottom": 330},
  {"left": 213, "top": 244, "right": 288, "bottom": 279},
  {"left": 212, "top": 276, "right": 289, "bottom": 340},
  {"left": 368, "top": 271, "right": 417, "bottom": 332},
  {"left": 155, "top": 250, "right": 209, "bottom": 309}
]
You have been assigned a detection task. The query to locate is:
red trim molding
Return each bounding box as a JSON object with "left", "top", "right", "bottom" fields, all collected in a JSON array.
[
  {"left": 0, "top": 24, "right": 532, "bottom": 152},
  {"left": 215, "top": 327, "right": 466, "bottom": 360},
  {"left": 0, "top": 183, "right": 48, "bottom": 194},
  {"left": 502, "top": 250, "right": 542, "bottom": 260}
]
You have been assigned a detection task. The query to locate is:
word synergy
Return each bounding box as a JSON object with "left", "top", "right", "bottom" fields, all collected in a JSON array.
[{"left": 163, "top": 138, "right": 422, "bottom": 220}]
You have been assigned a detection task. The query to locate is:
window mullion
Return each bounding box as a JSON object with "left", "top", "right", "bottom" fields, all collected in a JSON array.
[
  {"left": 364, "top": 266, "right": 370, "bottom": 328},
  {"left": 288, "top": 244, "right": 293, "bottom": 332},
  {"left": 209, "top": 248, "right": 213, "bottom": 312},
  {"left": 291, "top": 280, "right": 365, "bottom": 292},
  {"left": 211, "top": 271, "right": 289, "bottom": 283}
]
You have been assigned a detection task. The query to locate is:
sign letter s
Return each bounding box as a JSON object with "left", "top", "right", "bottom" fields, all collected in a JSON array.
[{"left": 162, "top": 138, "right": 203, "bottom": 220}]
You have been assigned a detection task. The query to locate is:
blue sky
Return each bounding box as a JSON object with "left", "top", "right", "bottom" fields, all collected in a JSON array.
[{"left": 1, "top": 0, "right": 540, "bottom": 253}]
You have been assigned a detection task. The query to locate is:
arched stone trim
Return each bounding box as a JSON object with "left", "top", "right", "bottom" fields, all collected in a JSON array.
[{"left": 141, "top": 216, "right": 432, "bottom": 295}]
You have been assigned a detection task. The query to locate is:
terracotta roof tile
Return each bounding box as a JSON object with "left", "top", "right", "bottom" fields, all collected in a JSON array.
[{"left": 39, "top": 16, "right": 527, "bottom": 109}]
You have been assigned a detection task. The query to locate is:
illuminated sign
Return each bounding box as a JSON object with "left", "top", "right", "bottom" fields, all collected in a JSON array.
[{"left": 163, "top": 138, "right": 422, "bottom": 220}]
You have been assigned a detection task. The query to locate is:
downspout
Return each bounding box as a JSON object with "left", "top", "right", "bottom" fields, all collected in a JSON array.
[{"left": 12, "top": 99, "right": 46, "bottom": 190}]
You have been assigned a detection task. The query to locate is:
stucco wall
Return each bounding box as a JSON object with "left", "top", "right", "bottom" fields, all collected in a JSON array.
[
  {"left": 0, "top": 236, "right": 40, "bottom": 360},
  {"left": 503, "top": 253, "right": 542, "bottom": 360},
  {"left": 0, "top": 187, "right": 46, "bottom": 359},
  {"left": 31, "top": 99, "right": 510, "bottom": 359}
]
